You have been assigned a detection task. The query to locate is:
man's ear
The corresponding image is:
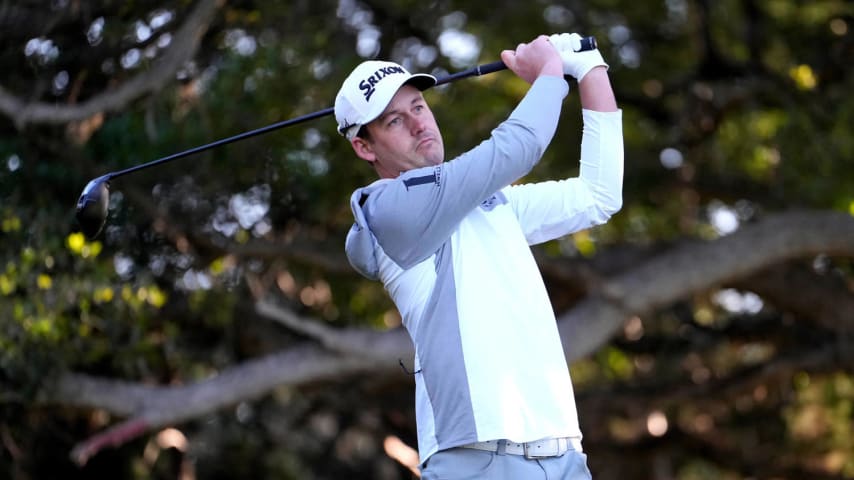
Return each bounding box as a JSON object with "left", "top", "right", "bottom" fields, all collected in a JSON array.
[{"left": 350, "top": 137, "right": 376, "bottom": 164}]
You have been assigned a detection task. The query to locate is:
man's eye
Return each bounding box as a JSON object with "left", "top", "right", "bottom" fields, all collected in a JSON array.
[{"left": 388, "top": 117, "right": 401, "bottom": 126}]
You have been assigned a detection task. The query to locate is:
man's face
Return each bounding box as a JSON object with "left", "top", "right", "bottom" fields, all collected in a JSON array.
[{"left": 351, "top": 85, "right": 444, "bottom": 178}]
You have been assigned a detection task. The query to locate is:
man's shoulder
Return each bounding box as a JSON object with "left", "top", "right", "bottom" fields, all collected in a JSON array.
[
  {"left": 353, "top": 177, "right": 395, "bottom": 195},
  {"left": 350, "top": 178, "right": 394, "bottom": 207},
  {"left": 352, "top": 165, "right": 443, "bottom": 208}
]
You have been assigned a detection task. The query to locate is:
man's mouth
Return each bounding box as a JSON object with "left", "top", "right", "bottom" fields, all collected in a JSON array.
[{"left": 416, "top": 137, "right": 434, "bottom": 151}]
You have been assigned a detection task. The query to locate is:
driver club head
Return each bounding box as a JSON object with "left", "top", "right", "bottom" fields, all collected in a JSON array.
[{"left": 75, "top": 176, "right": 111, "bottom": 239}]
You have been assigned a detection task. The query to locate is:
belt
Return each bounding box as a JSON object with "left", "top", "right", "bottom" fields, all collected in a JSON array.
[{"left": 460, "top": 437, "right": 582, "bottom": 459}]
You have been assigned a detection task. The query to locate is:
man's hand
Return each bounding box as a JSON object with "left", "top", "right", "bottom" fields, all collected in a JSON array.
[
  {"left": 549, "top": 33, "right": 608, "bottom": 81},
  {"left": 500, "top": 35, "right": 563, "bottom": 84}
]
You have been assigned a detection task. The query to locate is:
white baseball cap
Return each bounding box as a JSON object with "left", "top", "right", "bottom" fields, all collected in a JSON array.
[{"left": 334, "top": 60, "right": 436, "bottom": 140}]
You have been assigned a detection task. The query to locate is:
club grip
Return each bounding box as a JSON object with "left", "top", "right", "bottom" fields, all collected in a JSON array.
[{"left": 578, "top": 36, "right": 597, "bottom": 52}]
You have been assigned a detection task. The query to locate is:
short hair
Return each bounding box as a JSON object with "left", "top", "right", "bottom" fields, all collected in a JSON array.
[{"left": 356, "top": 125, "right": 371, "bottom": 141}]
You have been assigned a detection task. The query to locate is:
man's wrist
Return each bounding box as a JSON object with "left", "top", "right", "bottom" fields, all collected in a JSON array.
[
  {"left": 578, "top": 67, "right": 618, "bottom": 112},
  {"left": 538, "top": 61, "right": 564, "bottom": 79}
]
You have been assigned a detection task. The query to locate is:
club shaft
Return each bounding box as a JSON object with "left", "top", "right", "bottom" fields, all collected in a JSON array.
[
  {"left": 109, "top": 107, "right": 335, "bottom": 179},
  {"left": 106, "top": 36, "right": 597, "bottom": 181}
]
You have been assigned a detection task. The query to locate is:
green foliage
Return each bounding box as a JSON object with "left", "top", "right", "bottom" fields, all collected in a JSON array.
[
  {"left": 784, "top": 373, "right": 854, "bottom": 475},
  {"left": 0, "top": 0, "right": 852, "bottom": 478}
]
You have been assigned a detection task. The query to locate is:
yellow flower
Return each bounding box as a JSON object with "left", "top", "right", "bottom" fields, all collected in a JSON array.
[{"left": 37, "top": 274, "right": 52, "bottom": 290}]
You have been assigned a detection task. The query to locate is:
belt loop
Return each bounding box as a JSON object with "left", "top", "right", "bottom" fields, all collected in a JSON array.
[{"left": 497, "top": 440, "right": 507, "bottom": 456}]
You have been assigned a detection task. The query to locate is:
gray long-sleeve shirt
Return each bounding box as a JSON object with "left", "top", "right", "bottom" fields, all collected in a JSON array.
[{"left": 345, "top": 76, "right": 623, "bottom": 463}]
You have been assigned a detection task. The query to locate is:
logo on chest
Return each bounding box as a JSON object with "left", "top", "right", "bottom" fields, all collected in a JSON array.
[{"left": 479, "top": 192, "right": 507, "bottom": 211}]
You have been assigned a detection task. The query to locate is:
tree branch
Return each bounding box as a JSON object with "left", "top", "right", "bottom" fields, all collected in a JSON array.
[
  {"left": 43, "top": 209, "right": 854, "bottom": 464},
  {"left": 0, "top": 0, "right": 224, "bottom": 130},
  {"left": 53, "top": 342, "right": 400, "bottom": 465},
  {"left": 558, "top": 209, "right": 854, "bottom": 362},
  {"left": 255, "top": 299, "right": 406, "bottom": 358}
]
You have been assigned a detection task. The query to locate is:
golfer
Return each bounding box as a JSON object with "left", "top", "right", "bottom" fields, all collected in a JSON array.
[{"left": 335, "top": 33, "right": 621, "bottom": 479}]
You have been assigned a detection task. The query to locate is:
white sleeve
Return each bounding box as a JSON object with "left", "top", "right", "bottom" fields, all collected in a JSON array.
[{"left": 505, "top": 108, "right": 623, "bottom": 245}]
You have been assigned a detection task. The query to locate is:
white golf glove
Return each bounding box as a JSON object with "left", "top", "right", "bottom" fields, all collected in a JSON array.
[{"left": 549, "top": 33, "right": 608, "bottom": 81}]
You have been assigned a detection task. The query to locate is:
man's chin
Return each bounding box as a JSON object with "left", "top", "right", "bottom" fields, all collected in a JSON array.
[
  {"left": 417, "top": 147, "right": 444, "bottom": 166},
  {"left": 424, "top": 155, "right": 444, "bottom": 166}
]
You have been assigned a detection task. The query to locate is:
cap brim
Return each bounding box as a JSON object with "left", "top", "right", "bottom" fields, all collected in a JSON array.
[{"left": 405, "top": 73, "right": 437, "bottom": 91}]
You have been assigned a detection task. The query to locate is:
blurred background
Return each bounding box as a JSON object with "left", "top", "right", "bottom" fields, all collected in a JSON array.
[{"left": 0, "top": 0, "right": 852, "bottom": 478}]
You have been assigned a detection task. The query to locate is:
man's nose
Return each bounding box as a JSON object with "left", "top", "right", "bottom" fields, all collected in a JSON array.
[{"left": 409, "top": 116, "right": 426, "bottom": 135}]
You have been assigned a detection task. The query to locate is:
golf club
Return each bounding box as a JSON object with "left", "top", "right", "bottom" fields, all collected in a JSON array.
[{"left": 76, "top": 36, "right": 597, "bottom": 239}]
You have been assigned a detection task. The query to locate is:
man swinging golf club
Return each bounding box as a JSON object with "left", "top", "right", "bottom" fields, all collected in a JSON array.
[{"left": 336, "top": 33, "right": 622, "bottom": 479}]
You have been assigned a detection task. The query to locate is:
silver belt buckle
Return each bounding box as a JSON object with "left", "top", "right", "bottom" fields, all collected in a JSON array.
[{"left": 523, "top": 439, "right": 558, "bottom": 459}]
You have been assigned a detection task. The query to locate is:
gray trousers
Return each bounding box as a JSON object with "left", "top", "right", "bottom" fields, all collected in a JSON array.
[{"left": 420, "top": 447, "right": 593, "bottom": 480}]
